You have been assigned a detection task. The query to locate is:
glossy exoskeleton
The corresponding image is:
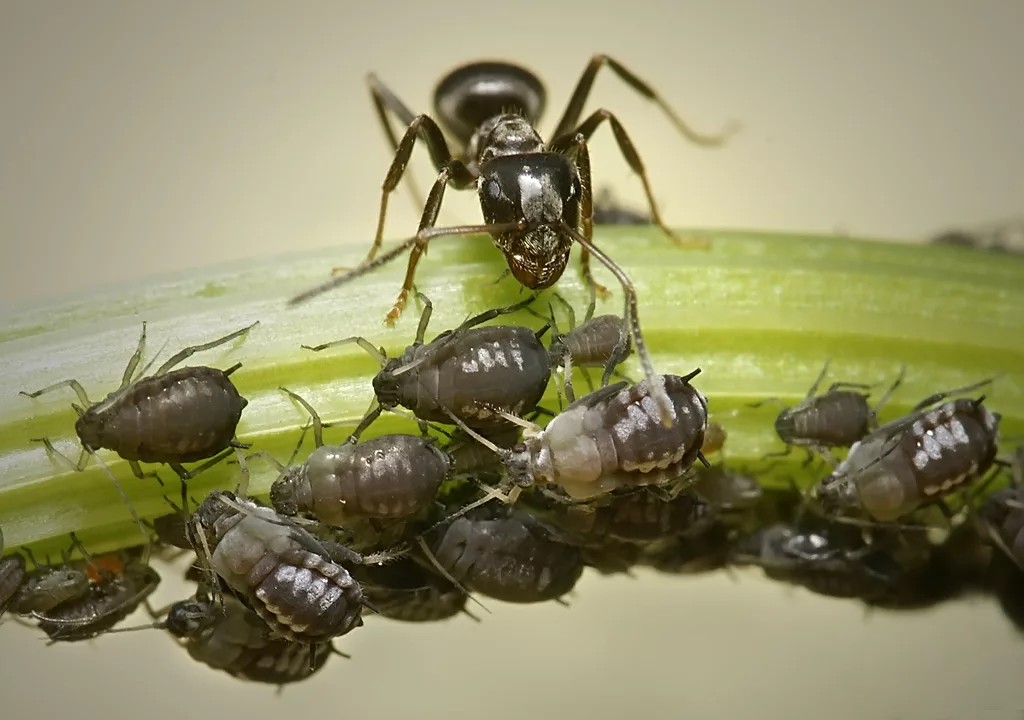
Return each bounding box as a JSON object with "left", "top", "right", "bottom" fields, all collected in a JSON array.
[
  {"left": 20, "top": 321, "right": 257, "bottom": 482},
  {"left": 192, "top": 490, "right": 380, "bottom": 643},
  {"left": 303, "top": 294, "right": 551, "bottom": 429},
  {"left": 269, "top": 389, "right": 452, "bottom": 524},
  {"left": 431, "top": 506, "right": 583, "bottom": 603},
  {"left": 290, "top": 57, "right": 736, "bottom": 424},
  {"left": 814, "top": 380, "right": 1001, "bottom": 522}
]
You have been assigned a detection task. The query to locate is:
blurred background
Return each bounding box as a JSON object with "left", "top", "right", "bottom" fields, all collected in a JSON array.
[{"left": 1, "top": 1, "right": 1022, "bottom": 718}]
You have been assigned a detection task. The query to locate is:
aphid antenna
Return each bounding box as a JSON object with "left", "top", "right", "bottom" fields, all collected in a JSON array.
[
  {"left": 558, "top": 219, "right": 673, "bottom": 428},
  {"left": 910, "top": 373, "right": 1004, "bottom": 413},
  {"left": 381, "top": 405, "right": 455, "bottom": 440},
  {"left": 413, "top": 536, "right": 491, "bottom": 616},
  {"left": 870, "top": 364, "right": 907, "bottom": 414}
]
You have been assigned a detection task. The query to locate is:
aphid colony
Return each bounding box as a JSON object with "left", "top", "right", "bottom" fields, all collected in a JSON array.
[{"left": 3, "top": 54, "right": 1021, "bottom": 687}]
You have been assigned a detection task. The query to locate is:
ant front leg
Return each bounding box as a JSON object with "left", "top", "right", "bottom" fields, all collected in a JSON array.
[
  {"left": 332, "top": 114, "right": 475, "bottom": 276},
  {"left": 557, "top": 109, "right": 709, "bottom": 251},
  {"left": 558, "top": 134, "right": 609, "bottom": 300},
  {"left": 366, "top": 73, "right": 429, "bottom": 216}
]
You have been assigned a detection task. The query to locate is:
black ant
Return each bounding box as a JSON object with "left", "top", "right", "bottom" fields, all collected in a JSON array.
[{"left": 289, "top": 55, "right": 736, "bottom": 423}]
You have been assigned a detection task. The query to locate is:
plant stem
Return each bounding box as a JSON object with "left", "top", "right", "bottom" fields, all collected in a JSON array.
[{"left": 1, "top": 229, "right": 1021, "bottom": 559}]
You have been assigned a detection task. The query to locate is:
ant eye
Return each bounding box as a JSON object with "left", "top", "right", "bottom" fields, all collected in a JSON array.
[{"left": 485, "top": 179, "right": 502, "bottom": 201}]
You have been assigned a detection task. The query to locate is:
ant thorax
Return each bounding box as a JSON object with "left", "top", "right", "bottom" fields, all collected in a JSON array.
[{"left": 471, "top": 114, "right": 545, "bottom": 167}]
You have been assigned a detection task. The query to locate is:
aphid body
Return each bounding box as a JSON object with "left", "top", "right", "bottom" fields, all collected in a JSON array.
[
  {"left": 504, "top": 372, "right": 709, "bottom": 500},
  {"left": 193, "top": 491, "right": 367, "bottom": 642},
  {"left": 271, "top": 434, "right": 452, "bottom": 524},
  {"left": 0, "top": 554, "right": 27, "bottom": 617},
  {"left": 978, "top": 444, "right": 1024, "bottom": 569},
  {"left": 433, "top": 508, "right": 583, "bottom": 603},
  {"left": 10, "top": 564, "right": 90, "bottom": 615},
  {"left": 553, "top": 488, "right": 710, "bottom": 543},
  {"left": 165, "top": 592, "right": 335, "bottom": 685},
  {"left": 814, "top": 397, "right": 1000, "bottom": 522},
  {"left": 356, "top": 559, "right": 467, "bottom": 623},
  {"left": 692, "top": 465, "right": 764, "bottom": 512}
]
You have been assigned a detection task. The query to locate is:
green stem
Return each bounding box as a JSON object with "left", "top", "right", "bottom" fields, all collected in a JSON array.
[{"left": 1, "top": 229, "right": 1022, "bottom": 559}]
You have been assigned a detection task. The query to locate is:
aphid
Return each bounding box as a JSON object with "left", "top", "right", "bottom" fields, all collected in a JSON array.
[
  {"left": 0, "top": 554, "right": 27, "bottom": 617},
  {"left": 431, "top": 506, "right": 583, "bottom": 603},
  {"left": 692, "top": 465, "right": 764, "bottom": 512},
  {"left": 641, "top": 522, "right": 737, "bottom": 575},
  {"left": 32, "top": 548, "right": 161, "bottom": 642},
  {"left": 290, "top": 57, "right": 736, "bottom": 423},
  {"left": 269, "top": 389, "right": 452, "bottom": 524},
  {"left": 542, "top": 292, "right": 631, "bottom": 402},
  {"left": 755, "top": 361, "right": 905, "bottom": 462},
  {"left": 20, "top": 321, "right": 257, "bottom": 484},
  {"left": 541, "top": 486, "right": 710, "bottom": 544},
  {"left": 592, "top": 187, "right": 651, "bottom": 226},
  {"left": 8, "top": 543, "right": 91, "bottom": 616},
  {"left": 191, "top": 490, "right": 385, "bottom": 643},
  {"left": 161, "top": 590, "right": 338, "bottom": 685},
  {"left": 977, "top": 444, "right": 1024, "bottom": 570},
  {"left": 448, "top": 371, "right": 709, "bottom": 503},
  {"left": 302, "top": 293, "right": 552, "bottom": 429},
  {"left": 355, "top": 558, "right": 469, "bottom": 623},
  {"left": 813, "top": 379, "right": 1001, "bottom": 522},
  {"left": 445, "top": 426, "right": 522, "bottom": 478}
]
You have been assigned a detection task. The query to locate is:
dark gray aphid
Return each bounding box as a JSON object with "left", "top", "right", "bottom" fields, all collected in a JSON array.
[
  {"left": 32, "top": 548, "right": 161, "bottom": 642},
  {"left": 692, "top": 465, "right": 764, "bottom": 512},
  {"left": 978, "top": 444, "right": 1024, "bottom": 571},
  {"left": 542, "top": 292, "right": 632, "bottom": 403},
  {"left": 813, "top": 381, "right": 1001, "bottom": 522},
  {"left": 432, "top": 506, "right": 583, "bottom": 603},
  {"left": 302, "top": 294, "right": 551, "bottom": 429},
  {"left": 191, "top": 490, "right": 388, "bottom": 643},
  {"left": 162, "top": 590, "right": 339, "bottom": 685},
  {"left": 20, "top": 321, "right": 257, "bottom": 483},
  {"left": 755, "top": 361, "right": 904, "bottom": 461},
  {"left": 447, "top": 371, "right": 709, "bottom": 504},
  {"left": 269, "top": 389, "right": 452, "bottom": 524},
  {"left": 445, "top": 426, "right": 522, "bottom": 479},
  {"left": 0, "top": 554, "right": 27, "bottom": 618}
]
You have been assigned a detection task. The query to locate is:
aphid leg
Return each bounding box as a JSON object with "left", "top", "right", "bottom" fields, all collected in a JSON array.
[
  {"left": 414, "top": 536, "right": 491, "bottom": 615},
  {"left": 233, "top": 447, "right": 251, "bottom": 499},
  {"left": 558, "top": 216, "right": 672, "bottom": 426},
  {"left": 126, "top": 460, "right": 163, "bottom": 484},
  {"left": 167, "top": 447, "right": 236, "bottom": 482},
  {"left": 600, "top": 323, "right": 633, "bottom": 388},
  {"left": 448, "top": 291, "right": 543, "bottom": 334},
  {"left": 563, "top": 352, "right": 577, "bottom": 404},
  {"left": 553, "top": 110, "right": 707, "bottom": 251},
  {"left": 911, "top": 374, "right": 1003, "bottom": 412},
  {"left": 413, "top": 291, "right": 434, "bottom": 344},
  {"left": 347, "top": 403, "right": 385, "bottom": 444},
  {"left": 20, "top": 379, "right": 93, "bottom": 408},
  {"left": 90, "top": 451, "right": 150, "bottom": 544},
  {"left": 527, "top": 406, "right": 557, "bottom": 421},
  {"left": 30, "top": 437, "right": 89, "bottom": 472},
  {"left": 118, "top": 322, "right": 148, "bottom": 389},
  {"left": 366, "top": 73, "right": 428, "bottom": 220},
  {"left": 279, "top": 387, "right": 328, "bottom": 449},
  {"left": 151, "top": 322, "right": 259, "bottom": 376},
  {"left": 747, "top": 397, "right": 788, "bottom": 411},
  {"left": 804, "top": 359, "right": 832, "bottom": 397},
  {"left": 549, "top": 54, "right": 737, "bottom": 153}
]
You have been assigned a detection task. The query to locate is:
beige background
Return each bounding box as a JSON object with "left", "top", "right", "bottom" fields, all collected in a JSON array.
[{"left": 1, "top": 1, "right": 1023, "bottom": 719}]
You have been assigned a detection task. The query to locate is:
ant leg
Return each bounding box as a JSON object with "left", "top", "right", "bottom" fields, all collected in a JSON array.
[
  {"left": 366, "top": 73, "right": 428, "bottom": 216},
  {"left": 154, "top": 322, "right": 260, "bottom": 376},
  {"left": 30, "top": 438, "right": 89, "bottom": 472},
  {"left": 557, "top": 107, "right": 708, "bottom": 251},
  {"left": 20, "top": 380, "right": 93, "bottom": 408},
  {"left": 333, "top": 113, "right": 475, "bottom": 275},
  {"left": 549, "top": 54, "right": 738, "bottom": 150}
]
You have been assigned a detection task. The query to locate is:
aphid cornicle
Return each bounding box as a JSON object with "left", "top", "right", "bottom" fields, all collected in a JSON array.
[
  {"left": 290, "top": 56, "right": 737, "bottom": 424},
  {"left": 813, "top": 383, "right": 1001, "bottom": 522},
  {"left": 162, "top": 591, "right": 337, "bottom": 685},
  {"left": 303, "top": 293, "right": 552, "bottom": 429},
  {"left": 269, "top": 389, "right": 452, "bottom": 524},
  {"left": 33, "top": 549, "right": 161, "bottom": 642},
  {"left": 19, "top": 321, "right": 258, "bottom": 482},
  {"left": 453, "top": 370, "right": 709, "bottom": 502},
  {"left": 431, "top": 506, "right": 583, "bottom": 604},
  {"left": 192, "top": 490, "right": 378, "bottom": 643},
  {"left": 757, "top": 361, "right": 904, "bottom": 460}
]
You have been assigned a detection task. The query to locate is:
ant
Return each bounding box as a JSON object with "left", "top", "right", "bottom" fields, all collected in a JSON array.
[{"left": 289, "top": 55, "right": 736, "bottom": 423}]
